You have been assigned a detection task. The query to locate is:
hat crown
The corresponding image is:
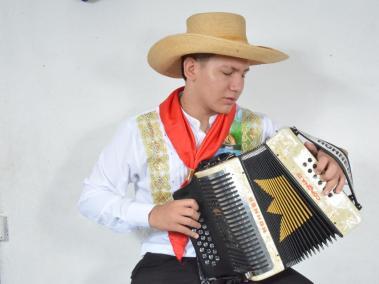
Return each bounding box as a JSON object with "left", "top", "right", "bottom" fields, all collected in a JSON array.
[{"left": 186, "top": 12, "right": 248, "bottom": 43}]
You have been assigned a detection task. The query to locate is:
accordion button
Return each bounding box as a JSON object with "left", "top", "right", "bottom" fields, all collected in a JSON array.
[
  {"left": 205, "top": 231, "right": 210, "bottom": 236},
  {"left": 201, "top": 236, "right": 206, "bottom": 241},
  {"left": 197, "top": 241, "right": 202, "bottom": 246},
  {"left": 199, "top": 247, "right": 204, "bottom": 253},
  {"left": 205, "top": 260, "right": 210, "bottom": 265},
  {"left": 198, "top": 230, "right": 204, "bottom": 235},
  {"left": 202, "top": 224, "right": 208, "bottom": 229},
  {"left": 202, "top": 254, "right": 207, "bottom": 259},
  {"left": 211, "top": 261, "right": 217, "bottom": 266},
  {"left": 209, "top": 255, "right": 214, "bottom": 260},
  {"left": 213, "top": 249, "right": 217, "bottom": 254},
  {"left": 210, "top": 243, "right": 215, "bottom": 248},
  {"left": 215, "top": 256, "right": 220, "bottom": 261},
  {"left": 203, "top": 242, "right": 209, "bottom": 247},
  {"left": 207, "top": 236, "right": 212, "bottom": 242},
  {"left": 308, "top": 158, "right": 312, "bottom": 162}
]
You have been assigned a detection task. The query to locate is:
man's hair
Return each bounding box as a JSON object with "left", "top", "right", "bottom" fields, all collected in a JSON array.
[{"left": 181, "top": 53, "right": 214, "bottom": 80}]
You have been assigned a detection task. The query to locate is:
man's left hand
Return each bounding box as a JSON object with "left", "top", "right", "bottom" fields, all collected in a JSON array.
[{"left": 304, "top": 142, "right": 346, "bottom": 195}]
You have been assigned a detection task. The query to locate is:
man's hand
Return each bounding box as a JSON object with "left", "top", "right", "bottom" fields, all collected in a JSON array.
[
  {"left": 148, "top": 199, "right": 201, "bottom": 238},
  {"left": 305, "top": 142, "right": 346, "bottom": 195}
]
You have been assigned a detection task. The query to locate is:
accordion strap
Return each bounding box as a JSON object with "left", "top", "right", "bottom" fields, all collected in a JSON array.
[{"left": 291, "top": 127, "right": 362, "bottom": 210}]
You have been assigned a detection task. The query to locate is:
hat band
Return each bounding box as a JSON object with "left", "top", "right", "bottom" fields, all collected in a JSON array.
[{"left": 189, "top": 33, "right": 248, "bottom": 43}]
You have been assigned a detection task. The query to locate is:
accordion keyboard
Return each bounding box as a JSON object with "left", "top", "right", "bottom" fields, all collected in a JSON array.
[{"left": 192, "top": 217, "right": 221, "bottom": 267}]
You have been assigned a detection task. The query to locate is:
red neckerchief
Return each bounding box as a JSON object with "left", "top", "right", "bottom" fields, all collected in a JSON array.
[{"left": 159, "top": 86, "right": 236, "bottom": 261}]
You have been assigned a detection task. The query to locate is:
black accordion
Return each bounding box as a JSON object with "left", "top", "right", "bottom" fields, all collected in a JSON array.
[{"left": 173, "top": 128, "right": 361, "bottom": 282}]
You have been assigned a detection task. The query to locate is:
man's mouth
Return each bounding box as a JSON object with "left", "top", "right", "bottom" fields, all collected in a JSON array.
[{"left": 223, "top": 97, "right": 237, "bottom": 104}]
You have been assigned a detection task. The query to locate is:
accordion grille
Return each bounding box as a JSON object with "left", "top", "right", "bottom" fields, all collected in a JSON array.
[{"left": 241, "top": 147, "right": 339, "bottom": 267}]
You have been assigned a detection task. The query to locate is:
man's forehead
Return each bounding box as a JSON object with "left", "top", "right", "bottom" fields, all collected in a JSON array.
[{"left": 208, "top": 55, "right": 250, "bottom": 71}]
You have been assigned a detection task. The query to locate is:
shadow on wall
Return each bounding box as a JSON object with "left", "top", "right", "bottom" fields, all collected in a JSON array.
[
  {"left": 80, "top": 0, "right": 103, "bottom": 3},
  {"left": 37, "top": 121, "right": 141, "bottom": 284}
]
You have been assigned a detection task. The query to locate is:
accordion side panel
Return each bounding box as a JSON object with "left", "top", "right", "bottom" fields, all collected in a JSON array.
[
  {"left": 196, "top": 159, "right": 285, "bottom": 281},
  {"left": 266, "top": 128, "right": 361, "bottom": 236}
]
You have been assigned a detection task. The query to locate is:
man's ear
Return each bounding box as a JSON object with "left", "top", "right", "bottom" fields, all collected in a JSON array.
[{"left": 182, "top": 57, "right": 199, "bottom": 81}]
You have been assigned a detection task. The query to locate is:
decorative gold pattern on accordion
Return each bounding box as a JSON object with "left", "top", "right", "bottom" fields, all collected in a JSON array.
[
  {"left": 241, "top": 110, "right": 262, "bottom": 152},
  {"left": 255, "top": 176, "right": 312, "bottom": 242},
  {"left": 137, "top": 111, "right": 172, "bottom": 205},
  {"left": 266, "top": 128, "right": 361, "bottom": 235}
]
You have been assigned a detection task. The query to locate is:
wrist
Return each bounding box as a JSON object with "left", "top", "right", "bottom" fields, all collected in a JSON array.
[{"left": 148, "top": 205, "right": 159, "bottom": 228}]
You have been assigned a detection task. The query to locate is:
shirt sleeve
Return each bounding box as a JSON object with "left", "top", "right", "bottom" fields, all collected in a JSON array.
[{"left": 78, "top": 117, "right": 155, "bottom": 233}]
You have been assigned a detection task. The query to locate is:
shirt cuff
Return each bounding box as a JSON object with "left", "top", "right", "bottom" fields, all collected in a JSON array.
[{"left": 124, "top": 202, "right": 155, "bottom": 228}]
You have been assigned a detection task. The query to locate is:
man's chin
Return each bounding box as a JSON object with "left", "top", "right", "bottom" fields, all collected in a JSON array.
[{"left": 216, "top": 105, "right": 234, "bottom": 114}]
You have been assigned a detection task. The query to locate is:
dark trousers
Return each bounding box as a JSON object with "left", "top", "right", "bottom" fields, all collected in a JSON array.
[{"left": 131, "top": 253, "right": 313, "bottom": 284}]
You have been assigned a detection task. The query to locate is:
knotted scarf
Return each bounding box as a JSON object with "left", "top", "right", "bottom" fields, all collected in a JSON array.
[{"left": 159, "top": 86, "right": 236, "bottom": 261}]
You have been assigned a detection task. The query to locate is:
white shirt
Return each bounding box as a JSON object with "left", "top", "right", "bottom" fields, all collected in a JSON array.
[{"left": 78, "top": 106, "right": 277, "bottom": 257}]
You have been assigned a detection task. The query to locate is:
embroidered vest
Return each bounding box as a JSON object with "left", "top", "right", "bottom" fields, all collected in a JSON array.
[{"left": 137, "top": 107, "right": 263, "bottom": 205}]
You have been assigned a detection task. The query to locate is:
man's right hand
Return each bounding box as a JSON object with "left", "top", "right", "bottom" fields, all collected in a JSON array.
[{"left": 148, "top": 199, "right": 201, "bottom": 239}]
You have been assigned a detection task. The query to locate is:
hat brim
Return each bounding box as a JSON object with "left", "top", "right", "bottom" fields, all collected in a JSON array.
[{"left": 148, "top": 33, "right": 289, "bottom": 78}]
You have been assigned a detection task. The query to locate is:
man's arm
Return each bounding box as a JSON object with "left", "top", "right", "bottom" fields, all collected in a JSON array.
[{"left": 78, "top": 118, "right": 154, "bottom": 233}]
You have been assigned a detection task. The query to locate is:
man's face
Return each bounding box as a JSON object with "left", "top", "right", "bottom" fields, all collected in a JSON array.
[{"left": 192, "top": 55, "right": 250, "bottom": 115}]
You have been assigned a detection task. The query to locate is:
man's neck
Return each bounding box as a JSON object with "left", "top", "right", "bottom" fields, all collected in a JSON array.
[{"left": 180, "top": 88, "right": 216, "bottom": 132}]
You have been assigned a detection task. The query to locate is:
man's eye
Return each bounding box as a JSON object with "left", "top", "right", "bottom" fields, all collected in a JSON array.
[{"left": 222, "top": 72, "right": 232, "bottom": 76}]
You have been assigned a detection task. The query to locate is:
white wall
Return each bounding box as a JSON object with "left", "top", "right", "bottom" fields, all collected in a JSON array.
[{"left": 1, "top": 0, "right": 378, "bottom": 283}]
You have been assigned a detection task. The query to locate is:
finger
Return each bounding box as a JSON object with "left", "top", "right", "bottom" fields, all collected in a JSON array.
[
  {"left": 183, "top": 208, "right": 200, "bottom": 220},
  {"left": 321, "top": 162, "right": 338, "bottom": 181},
  {"left": 304, "top": 142, "right": 318, "bottom": 156},
  {"left": 316, "top": 155, "right": 329, "bottom": 175},
  {"left": 322, "top": 178, "right": 339, "bottom": 195},
  {"left": 179, "top": 216, "right": 201, "bottom": 229},
  {"left": 179, "top": 199, "right": 199, "bottom": 211},
  {"left": 334, "top": 176, "right": 346, "bottom": 194},
  {"left": 175, "top": 224, "right": 199, "bottom": 239}
]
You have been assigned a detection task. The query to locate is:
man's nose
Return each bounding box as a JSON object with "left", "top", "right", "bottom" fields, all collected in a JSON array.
[{"left": 229, "top": 75, "right": 244, "bottom": 92}]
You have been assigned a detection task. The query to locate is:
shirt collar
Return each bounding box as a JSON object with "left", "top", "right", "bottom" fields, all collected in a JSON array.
[{"left": 181, "top": 108, "right": 218, "bottom": 132}]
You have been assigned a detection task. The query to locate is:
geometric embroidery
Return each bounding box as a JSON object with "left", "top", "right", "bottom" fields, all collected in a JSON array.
[
  {"left": 137, "top": 111, "right": 172, "bottom": 205},
  {"left": 241, "top": 108, "right": 263, "bottom": 153}
]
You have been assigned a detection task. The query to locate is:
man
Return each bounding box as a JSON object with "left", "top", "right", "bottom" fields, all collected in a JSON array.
[{"left": 78, "top": 12, "right": 346, "bottom": 283}]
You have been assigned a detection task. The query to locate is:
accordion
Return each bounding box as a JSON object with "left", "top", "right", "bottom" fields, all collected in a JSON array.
[{"left": 173, "top": 127, "right": 361, "bottom": 282}]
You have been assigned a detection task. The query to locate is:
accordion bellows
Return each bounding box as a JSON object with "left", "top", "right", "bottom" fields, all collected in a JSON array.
[{"left": 174, "top": 128, "right": 361, "bottom": 281}]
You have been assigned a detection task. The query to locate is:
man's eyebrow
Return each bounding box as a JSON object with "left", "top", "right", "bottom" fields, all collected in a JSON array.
[{"left": 226, "top": 66, "right": 250, "bottom": 73}]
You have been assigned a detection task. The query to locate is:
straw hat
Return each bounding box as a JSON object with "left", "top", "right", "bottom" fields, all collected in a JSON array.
[{"left": 147, "top": 12, "right": 288, "bottom": 78}]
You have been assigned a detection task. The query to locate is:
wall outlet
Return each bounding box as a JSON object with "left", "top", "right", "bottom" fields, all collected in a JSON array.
[{"left": 0, "top": 215, "right": 9, "bottom": 241}]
